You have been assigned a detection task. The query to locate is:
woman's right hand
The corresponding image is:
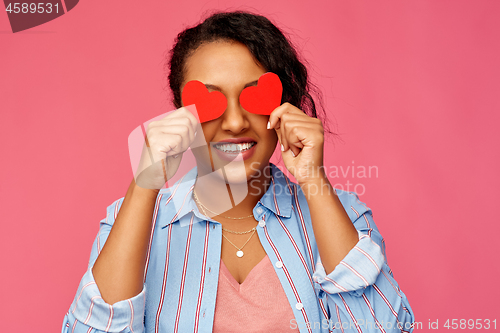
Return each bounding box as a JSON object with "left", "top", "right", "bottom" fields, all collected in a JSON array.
[{"left": 134, "top": 107, "right": 201, "bottom": 190}]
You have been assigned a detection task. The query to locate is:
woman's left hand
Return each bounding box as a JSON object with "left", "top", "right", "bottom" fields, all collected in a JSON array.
[{"left": 268, "top": 103, "right": 326, "bottom": 185}]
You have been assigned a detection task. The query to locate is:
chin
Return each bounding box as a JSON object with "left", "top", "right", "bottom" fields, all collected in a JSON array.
[
  {"left": 194, "top": 144, "right": 271, "bottom": 184},
  {"left": 218, "top": 159, "right": 258, "bottom": 185}
]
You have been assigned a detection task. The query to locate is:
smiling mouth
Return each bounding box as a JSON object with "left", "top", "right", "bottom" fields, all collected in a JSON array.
[{"left": 213, "top": 142, "right": 256, "bottom": 153}]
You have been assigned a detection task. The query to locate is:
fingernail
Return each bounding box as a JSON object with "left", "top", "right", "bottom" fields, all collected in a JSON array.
[
  {"left": 267, "top": 121, "right": 271, "bottom": 130},
  {"left": 291, "top": 151, "right": 295, "bottom": 157},
  {"left": 281, "top": 144, "right": 284, "bottom": 151}
]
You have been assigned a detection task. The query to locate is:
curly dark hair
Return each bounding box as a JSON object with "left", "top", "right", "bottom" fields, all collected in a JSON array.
[{"left": 166, "top": 11, "right": 329, "bottom": 130}]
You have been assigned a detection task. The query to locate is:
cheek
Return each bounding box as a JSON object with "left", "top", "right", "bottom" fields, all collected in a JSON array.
[
  {"left": 270, "top": 131, "right": 278, "bottom": 144},
  {"left": 264, "top": 131, "right": 279, "bottom": 152},
  {"left": 191, "top": 123, "right": 216, "bottom": 168},
  {"left": 199, "top": 122, "right": 216, "bottom": 143}
]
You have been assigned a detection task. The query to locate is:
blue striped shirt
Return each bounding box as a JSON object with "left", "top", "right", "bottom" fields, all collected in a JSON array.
[{"left": 62, "top": 164, "right": 414, "bottom": 332}]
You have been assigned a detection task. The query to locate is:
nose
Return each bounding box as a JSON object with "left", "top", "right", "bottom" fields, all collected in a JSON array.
[{"left": 220, "top": 96, "right": 249, "bottom": 134}]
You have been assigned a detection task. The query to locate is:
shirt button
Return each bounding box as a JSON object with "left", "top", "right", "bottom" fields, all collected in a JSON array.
[
  {"left": 275, "top": 261, "right": 283, "bottom": 269},
  {"left": 258, "top": 219, "right": 266, "bottom": 227},
  {"left": 295, "top": 302, "right": 304, "bottom": 310},
  {"left": 256, "top": 207, "right": 263, "bottom": 214}
]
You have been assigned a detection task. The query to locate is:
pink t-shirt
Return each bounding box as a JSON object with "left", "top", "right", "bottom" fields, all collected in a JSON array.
[{"left": 213, "top": 255, "right": 298, "bottom": 332}]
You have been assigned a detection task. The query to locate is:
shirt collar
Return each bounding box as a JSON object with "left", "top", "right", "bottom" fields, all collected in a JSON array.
[
  {"left": 257, "top": 163, "right": 294, "bottom": 219},
  {"left": 159, "top": 163, "right": 294, "bottom": 228}
]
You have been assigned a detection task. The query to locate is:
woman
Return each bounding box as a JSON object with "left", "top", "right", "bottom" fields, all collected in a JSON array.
[{"left": 63, "top": 11, "right": 414, "bottom": 333}]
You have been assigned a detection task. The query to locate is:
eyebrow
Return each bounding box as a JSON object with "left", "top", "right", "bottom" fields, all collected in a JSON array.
[
  {"left": 204, "top": 80, "right": 258, "bottom": 92},
  {"left": 243, "top": 80, "right": 259, "bottom": 88}
]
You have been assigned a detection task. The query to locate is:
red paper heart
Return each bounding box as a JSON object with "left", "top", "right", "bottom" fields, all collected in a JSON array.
[
  {"left": 182, "top": 80, "right": 227, "bottom": 123},
  {"left": 239, "top": 72, "right": 283, "bottom": 115}
]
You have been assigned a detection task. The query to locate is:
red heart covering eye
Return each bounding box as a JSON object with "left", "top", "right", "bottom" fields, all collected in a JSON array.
[
  {"left": 239, "top": 72, "right": 283, "bottom": 115},
  {"left": 182, "top": 80, "right": 227, "bottom": 123}
]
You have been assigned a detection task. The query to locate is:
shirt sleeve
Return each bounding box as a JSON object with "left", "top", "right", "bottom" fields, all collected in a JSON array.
[
  {"left": 61, "top": 198, "right": 146, "bottom": 333},
  {"left": 312, "top": 191, "right": 415, "bottom": 332}
]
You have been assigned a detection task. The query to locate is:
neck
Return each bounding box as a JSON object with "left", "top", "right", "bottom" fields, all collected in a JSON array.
[{"left": 194, "top": 163, "right": 272, "bottom": 219}]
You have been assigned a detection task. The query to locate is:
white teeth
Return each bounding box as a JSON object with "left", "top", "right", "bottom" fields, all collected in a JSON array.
[{"left": 215, "top": 142, "right": 255, "bottom": 153}]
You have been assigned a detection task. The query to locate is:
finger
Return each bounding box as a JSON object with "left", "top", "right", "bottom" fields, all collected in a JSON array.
[
  {"left": 279, "top": 129, "right": 302, "bottom": 157},
  {"left": 271, "top": 105, "right": 312, "bottom": 152},
  {"left": 174, "top": 106, "right": 199, "bottom": 129},
  {"left": 268, "top": 103, "right": 305, "bottom": 130},
  {"left": 282, "top": 123, "right": 314, "bottom": 156},
  {"left": 279, "top": 122, "right": 288, "bottom": 152},
  {"left": 275, "top": 127, "right": 282, "bottom": 150},
  {"left": 286, "top": 132, "right": 304, "bottom": 157},
  {"left": 148, "top": 120, "right": 196, "bottom": 146},
  {"left": 147, "top": 132, "right": 187, "bottom": 162},
  {"left": 275, "top": 126, "right": 287, "bottom": 154},
  {"left": 278, "top": 112, "right": 309, "bottom": 151},
  {"left": 148, "top": 113, "right": 196, "bottom": 135},
  {"left": 165, "top": 106, "right": 199, "bottom": 125},
  {"left": 271, "top": 116, "right": 287, "bottom": 152},
  {"left": 160, "top": 123, "right": 196, "bottom": 144},
  {"left": 148, "top": 108, "right": 199, "bottom": 136}
]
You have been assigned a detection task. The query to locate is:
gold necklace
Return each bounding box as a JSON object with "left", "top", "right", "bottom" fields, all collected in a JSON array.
[
  {"left": 222, "top": 229, "right": 256, "bottom": 257},
  {"left": 222, "top": 226, "right": 256, "bottom": 234},
  {"left": 193, "top": 190, "right": 254, "bottom": 220},
  {"left": 194, "top": 190, "right": 257, "bottom": 257},
  {"left": 194, "top": 193, "right": 256, "bottom": 233}
]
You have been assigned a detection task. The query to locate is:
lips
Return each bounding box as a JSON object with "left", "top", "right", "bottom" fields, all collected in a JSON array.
[
  {"left": 214, "top": 142, "right": 256, "bottom": 153},
  {"left": 212, "top": 138, "right": 257, "bottom": 162}
]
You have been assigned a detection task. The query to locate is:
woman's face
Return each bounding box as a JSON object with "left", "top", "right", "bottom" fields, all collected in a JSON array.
[{"left": 182, "top": 41, "right": 278, "bottom": 183}]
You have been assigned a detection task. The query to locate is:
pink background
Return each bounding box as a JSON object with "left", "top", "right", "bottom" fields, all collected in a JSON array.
[{"left": 1, "top": 0, "right": 499, "bottom": 331}]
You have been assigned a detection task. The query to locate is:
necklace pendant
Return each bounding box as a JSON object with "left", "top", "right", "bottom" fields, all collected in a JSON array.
[{"left": 236, "top": 250, "right": 244, "bottom": 257}]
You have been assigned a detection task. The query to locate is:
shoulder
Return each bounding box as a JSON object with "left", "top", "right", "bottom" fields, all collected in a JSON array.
[
  {"left": 99, "top": 197, "right": 125, "bottom": 227},
  {"left": 100, "top": 189, "right": 172, "bottom": 227}
]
